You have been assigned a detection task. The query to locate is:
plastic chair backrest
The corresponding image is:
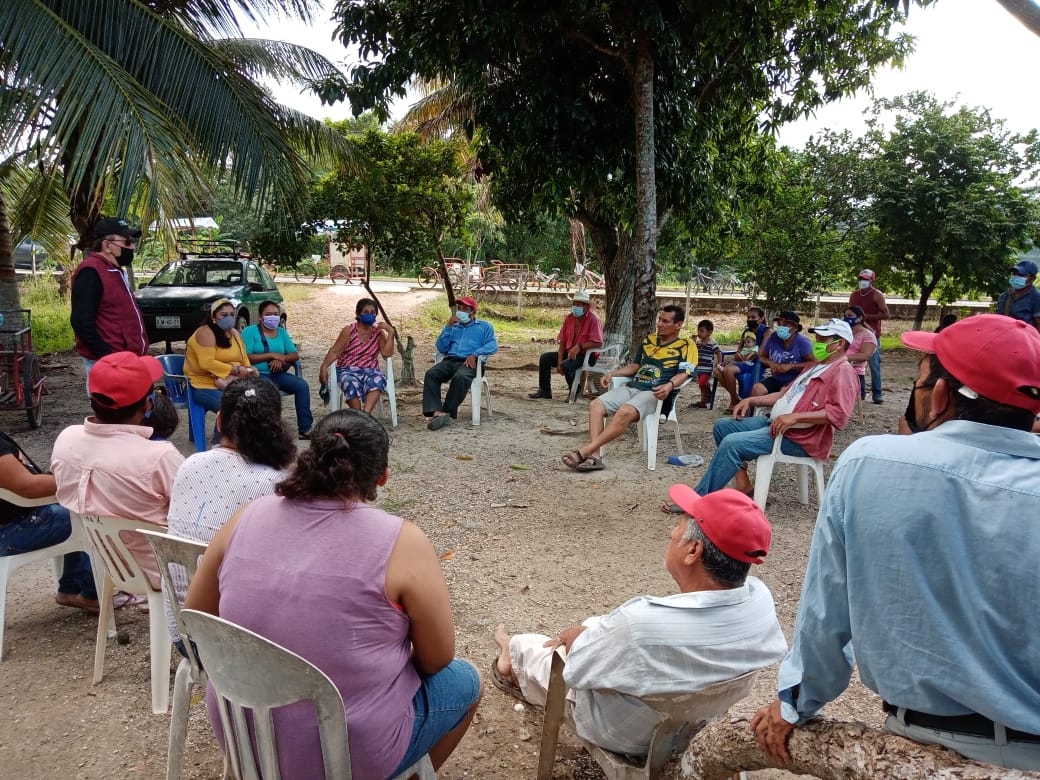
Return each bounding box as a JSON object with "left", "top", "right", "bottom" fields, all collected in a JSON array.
[
  {"left": 78, "top": 514, "right": 160, "bottom": 595},
  {"left": 139, "top": 530, "right": 207, "bottom": 672},
  {"left": 178, "top": 609, "right": 352, "bottom": 780},
  {"left": 639, "top": 669, "right": 758, "bottom": 725},
  {"left": 156, "top": 354, "right": 190, "bottom": 407}
]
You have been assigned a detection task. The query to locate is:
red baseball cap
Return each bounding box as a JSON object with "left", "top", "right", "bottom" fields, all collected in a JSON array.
[
  {"left": 89, "top": 352, "right": 164, "bottom": 409},
  {"left": 858, "top": 269, "right": 875, "bottom": 281},
  {"left": 667, "top": 485, "right": 772, "bottom": 564},
  {"left": 900, "top": 314, "right": 1040, "bottom": 413},
  {"left": 456, "top": 296, "right": 478, "bottom": 311}
]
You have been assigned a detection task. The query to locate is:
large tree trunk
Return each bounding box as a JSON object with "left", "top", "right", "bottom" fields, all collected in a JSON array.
[
  {"left": 582, "top": 213, "right": 634, "bottom": 354},
  {"left": 631, "top": 32, "right": 659, "bottom": 359},
  {"left": 680, "top": 717, "right": 1040, "bottom": 779},
  {"left": 0, "top": 190, "right": 22, "bottom": 309}
]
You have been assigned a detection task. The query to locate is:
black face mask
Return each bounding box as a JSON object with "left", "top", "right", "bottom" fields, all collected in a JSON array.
[
  {"left": 116, "top": 246, "right": 134, "bottom": 266},
  {"left": 746, "top": 319, "right": 759, "bottom": 331},
  {"left": 903, "top": 387, "right": 921, "bottom": 433}
]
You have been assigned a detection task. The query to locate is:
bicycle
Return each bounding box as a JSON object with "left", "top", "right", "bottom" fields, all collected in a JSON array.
[
  {"left": 294, "top": 257, "right": 358, "bottom": 284},
  {"left": 417, "top": 263, "right": 465, "bottom": 289},
  {"left": 527, "top": 267, "right": 569, "bottom": 291},
  {"left": 571, "top": 262, "right": 605, "bottom": 292}
]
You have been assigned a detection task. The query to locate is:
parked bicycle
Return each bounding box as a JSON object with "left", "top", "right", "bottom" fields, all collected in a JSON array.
[
  {"left": 570, "top": 262, "right": 605, "bottom": 292},
  {"left": 526, "top": 267, "right": 569, "bottom": 291},
  {"left": 417, "top": 261, "right": 467, "bottom": 289}
]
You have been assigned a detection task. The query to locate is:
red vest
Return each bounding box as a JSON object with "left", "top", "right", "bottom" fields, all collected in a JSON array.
[
  {"left": 849, "top": 287, "right": 885, "bottom": 336},
  {"left": 72, "top": 253, "right": 149, "bottom": 358}
]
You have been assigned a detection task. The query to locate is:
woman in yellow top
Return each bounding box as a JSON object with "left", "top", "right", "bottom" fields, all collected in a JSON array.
[{"left": 185, "top": 299, "right": 259, "bottom": 427}]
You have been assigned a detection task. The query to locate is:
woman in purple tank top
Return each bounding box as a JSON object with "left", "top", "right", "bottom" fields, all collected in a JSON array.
[{"left": 187, "top": 410, "right": 482, "bottom": 779}]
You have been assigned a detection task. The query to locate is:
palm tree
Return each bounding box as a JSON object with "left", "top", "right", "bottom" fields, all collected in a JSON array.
[{"left": 0, "top": 0, "right": 354, "bottom": 304}]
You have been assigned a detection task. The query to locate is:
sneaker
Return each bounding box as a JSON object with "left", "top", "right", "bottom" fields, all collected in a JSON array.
[
  {"left": 528, "top": 390, "right": 552, "bottom": 399},
  {"left": 872, "top": 398, "right": 884, "bottom": 405},
  {"left": 299, "top": 429, "right": 313, "bottom": 440},
  {"left": 667, "top": 454, "right": 705, "bottom": 467},
  {"left": 427, "top": 415, "right": 450, "bottom": 431}
]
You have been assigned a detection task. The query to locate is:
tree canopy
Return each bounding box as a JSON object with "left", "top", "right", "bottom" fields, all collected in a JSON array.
[
  {"left": 334, "top": 0, "right": 926, "bottom": 352},
  {"left": 807, "top": 92, "right": 1040, "bottom": 326}
]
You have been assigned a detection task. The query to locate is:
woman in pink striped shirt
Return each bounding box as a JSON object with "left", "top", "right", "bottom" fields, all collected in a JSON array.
[{"left": 319, "top": 298, "right": 395, "bottom": 413}]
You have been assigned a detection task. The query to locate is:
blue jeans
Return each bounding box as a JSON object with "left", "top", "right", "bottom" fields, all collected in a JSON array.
[
  {"left": 191, "top": 387, "right": 223, "bottom": 444},
  {"left": 0, "top": 504, "right": 96, "bottom": 599},
  {"left": 694, "top": 415, "right": 808, "bottom": 495},
  {"left": 868, "top": 347, "right": 882, "bottom": 401},
  {"left": 392, "top": 659, "right": 481, "bottom": 774},
  {"left": 261, "top": 371, "right": 313, "bottom": 434}
]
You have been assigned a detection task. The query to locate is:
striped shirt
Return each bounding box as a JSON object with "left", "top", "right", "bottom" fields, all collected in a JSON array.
[{"left": 336, "top": 322, "right": 382, "bottom": 369}]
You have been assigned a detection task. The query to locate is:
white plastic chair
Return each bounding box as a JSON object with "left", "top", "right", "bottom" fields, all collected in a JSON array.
[
  {"left": 0, "top": 491, "right": 103, "bottom": 661},
  {"left": 76, "top": 513, "right": 173, "bottom": 715},
  {"left": 178, "top": 609, "right": 436, "bottom": 780},
  {"left": 536, "top": 649, "right": 757, "bottom": 780},
  {"left": 752, "top": 424, "right": 826, "bottom": 510},
  {"left": 139, "top": 530, "right": 208, "bottom": 780},
  {"left": 568, "top": 344, "right": 626, "bottom": 403},
  {"left": 328, "top": 357, "right": 399, "bottom": 428},
  {"left": 607, "top": 376, "right": 692, "bottom": 471},
  {"left": 434, "top": 352, "right": 492, "bottom": 426}
]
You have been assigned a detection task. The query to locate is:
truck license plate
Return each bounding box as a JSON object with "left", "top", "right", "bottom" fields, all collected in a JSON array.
[{"left": 156, "top": 316, "right": 181, "bottom": 329}]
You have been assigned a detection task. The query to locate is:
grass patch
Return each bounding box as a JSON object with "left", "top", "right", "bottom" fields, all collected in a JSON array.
[
  {"left": 277, "top": 284, "right": 315, "bottom": 305},
  {"left": 17, "top": 276, "right": 74, "bottom": 356},
  {"left": 420, "top": 299, "right": 560, "bottom": 342},
  {"left": 379, "top": 497, "right": 415, "bottom": 514}
]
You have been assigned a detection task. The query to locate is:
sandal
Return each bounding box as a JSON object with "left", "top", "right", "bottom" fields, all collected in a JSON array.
[
  {"left": 561, "top": 449, "right": 589, "bottom": 470},
  {"left": 574, "top": 456, "right": 605, "bottom": 472},
  {"left": 662, "top": 502, "right": 685, "bottom": 515},
  {"left": 113, "top": 591, "right": 146, "bottom": 609},
  {"left": 490, "top": 660, "right": 525, "bottom": 702},
  {"left": 691, "top": 401, "right": 708, "bottom": 408}
]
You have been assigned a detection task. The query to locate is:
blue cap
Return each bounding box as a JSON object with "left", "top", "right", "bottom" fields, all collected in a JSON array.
[{"left": 1012, "top": 260, "right": 1038, "bottom": 276}]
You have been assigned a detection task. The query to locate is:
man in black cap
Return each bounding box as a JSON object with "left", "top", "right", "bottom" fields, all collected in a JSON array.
[
  {"left": 70, "top": 217, "right": 150, "bottom": 383},
  {"left": 994, "top": 259, "right": 1040, "bottom": 333}
]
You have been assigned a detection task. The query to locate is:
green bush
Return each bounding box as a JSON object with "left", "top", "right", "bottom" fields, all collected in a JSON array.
[{"left": 18, "top": 276, "right": 74, "bottom": 356}]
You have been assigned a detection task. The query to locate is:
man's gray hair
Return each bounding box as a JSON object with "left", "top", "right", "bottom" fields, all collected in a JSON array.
[{"left": 681, "top": 518, "right": 751, "bottom": 588}]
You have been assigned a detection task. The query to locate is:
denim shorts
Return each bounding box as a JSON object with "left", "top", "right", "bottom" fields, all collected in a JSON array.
[{"left": 392, "top": 659, "right": 481, "bottom": 774}]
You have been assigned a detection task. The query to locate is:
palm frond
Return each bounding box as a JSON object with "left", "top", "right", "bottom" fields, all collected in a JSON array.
[{"left": 210, "top": 37, "right": 348, "bottom": 85}]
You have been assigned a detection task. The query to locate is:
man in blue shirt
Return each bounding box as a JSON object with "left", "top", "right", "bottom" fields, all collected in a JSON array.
[
  {"left": 423, "top": 296, "right": 498, "bottom": 429},
  {"left": 751, "top": 314, "right": 1040, "bottom": 771},
  {"left": 994, "top": 259, "right": 1040, "bottom": 333}
]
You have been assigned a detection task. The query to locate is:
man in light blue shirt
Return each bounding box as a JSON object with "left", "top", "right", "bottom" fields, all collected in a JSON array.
[
  {"left": 423, "top": 296, "right": 498, "bottom": 429},
  {"left": 752, "top": 314, "right": 1040, "bottom": 771}
]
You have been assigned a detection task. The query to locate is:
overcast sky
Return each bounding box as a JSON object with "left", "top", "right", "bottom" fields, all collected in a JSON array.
[{"left": 246, "top": 0, "right": 1040, "bottom": 146}]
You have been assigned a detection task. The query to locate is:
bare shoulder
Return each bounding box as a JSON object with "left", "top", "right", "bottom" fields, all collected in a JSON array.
[{"left": 193, "top": 326, "right": 215, "bottom": 347}]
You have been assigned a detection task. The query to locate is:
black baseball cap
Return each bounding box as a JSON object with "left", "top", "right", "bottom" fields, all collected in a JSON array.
[{"left": 92, "top": 217, "right": 141, "bottom": 240}]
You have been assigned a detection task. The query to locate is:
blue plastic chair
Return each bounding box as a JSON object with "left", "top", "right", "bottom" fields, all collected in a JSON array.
[{"left": 156, "top": 354, "right": 195, "bottom": 445}]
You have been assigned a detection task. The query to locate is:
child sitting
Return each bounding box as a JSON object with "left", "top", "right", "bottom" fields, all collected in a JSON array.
[
  {"left": 692, "top": 319, "right": 722, "bottom": 408},
  {"left": 148, "top": 386, "right": 180, "bottom": 441}
]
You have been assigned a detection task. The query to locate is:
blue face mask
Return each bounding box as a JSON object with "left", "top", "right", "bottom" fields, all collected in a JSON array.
[
  {"left": 358, "top": 312, "right": 377, "bottom": 325},
  {"left": 216, "top": 315, "right": 235, "bottom": 331},
  {"left": 571, "top": 306, "right": 585, "bottom": 317},
  {"left": 261, "top": 314, "right": 281, "bottom": 329},
  {"left": 144, "top": 392, "right": 155, "bottom": 419},
  {"left": 1010, "top": 275, "right": 1028, "bottom": 290},
  {"left": 774, "top": 325, "right": 792, "bottom": 340},
  {"left": 843, "top": 316, "right": 858, "bottom": 327},
  {"left": 456, "top": 310, "right": 471, "bottom": 324}
]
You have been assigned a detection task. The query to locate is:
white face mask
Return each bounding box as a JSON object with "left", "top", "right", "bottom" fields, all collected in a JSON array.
[{"left": 858, "top": 279, "right": 871, "bottom": 289}]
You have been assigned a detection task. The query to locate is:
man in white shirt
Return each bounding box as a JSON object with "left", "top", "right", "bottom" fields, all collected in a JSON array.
[{"left": 492, "top": 487, "right": 787, "bottom": 756}]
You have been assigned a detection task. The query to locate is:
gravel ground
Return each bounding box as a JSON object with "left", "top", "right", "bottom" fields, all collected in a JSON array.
[{"left": 0, "top": 284, "right": 919, "bottom": 778}]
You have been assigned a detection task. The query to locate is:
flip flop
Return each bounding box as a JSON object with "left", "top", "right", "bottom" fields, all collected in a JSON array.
[
  {"left": 574, "top": 456, "right": 605, "bottom": 472},
  {"left": 561, "top": 449, "right": 589, "bottom": 470},
  {"left": 113, "top": 591, "right": 146, "bottom": 609},
  {"left": 490, "top": 660, "right": 525, "bottom": 702},
  {"left": 662, "top": 502, "right": 685, "bottom": 515}
]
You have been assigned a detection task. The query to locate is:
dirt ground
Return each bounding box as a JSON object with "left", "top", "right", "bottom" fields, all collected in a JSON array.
[{"left": 0, "top": 284, "right": 920, "bottom": 779}]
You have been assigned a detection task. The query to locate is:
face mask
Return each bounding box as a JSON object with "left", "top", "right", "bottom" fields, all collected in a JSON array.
[
  {"left": 456, "top": 311, "right": 471, "bottom": 324},
  {"left": 858, "top": 279, "right": 871, "bottom": 289},
  {"left": 746, "top": 320, "right": 759, "bottom": 331},
  {"left": 358, "top": 313, "right": 377, "bottom": 326},
  {"left": 843, "top": 316, "right": 859, "bottom": 327},
  {"left": 1009, "top": 275, "right": 1028, "bottom": 290},
  {"left": 261, "top": 314, "right": 281, "bottom": 329},
  {"left": 774, "top": 325, "right": 792, "bottom": 340},
  {"left": 216, "top": 315, "right": 235, "bottom": 331},
  {"left": 812, "top": 341, "right": 835, "bottom": 361},
  {"left": 116, "top": 247, "right": 134, "bottom": 266},
  {"left": 571, "top": 306, "right": 585, "bottom": 317}
]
